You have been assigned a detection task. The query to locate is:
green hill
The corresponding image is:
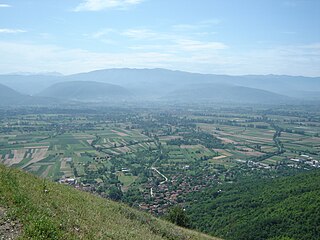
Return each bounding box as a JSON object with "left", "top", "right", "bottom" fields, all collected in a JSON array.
[
  {"left": 0, "top": 83, "right": 31, "bottom": 106},
  {"left": 0, "top": 164, "right": 218, "bottom": 240},
  {"left": 0, "top": 83, "right": 61, "bottom": 106},
  {"left": 37, "top": 81, "right": 133, "bottom": 102},
  {"left": 165, "top": 83, "right": 292, "bottom": 104},
  {"left": 186, "top": 170, "right": 320, "bottom": 240}
]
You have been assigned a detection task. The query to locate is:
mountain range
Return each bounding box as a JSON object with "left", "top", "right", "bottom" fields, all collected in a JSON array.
[{"left": 0, "top": 68, "right": 319, "bottom": 106}]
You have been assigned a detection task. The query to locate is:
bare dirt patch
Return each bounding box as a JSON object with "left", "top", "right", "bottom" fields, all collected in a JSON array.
[
  {"left": 212, "top": 132, "right": 238, "bottom": 144},
  {"left": 117, "top": 146, "right": 131, "bottom": 153},
  {"left": 0, "top": 207, "right": 22, "bottom": 240},
  {"left": 217, "top": 136, "right": 236, "bottom": 144},
  {"left": 24, "top": 146, "right": 48, "bottom": 149},
  {"left": 240, "top": 151, "right": 264, "bottom": 157},
  {"left": 86, "top": 139, "right": 94, "bottom": 145},
  {"left": 6, "top": 149, "right": 26, "bottom": 167},
  {"left": 237, "top": 135, "right": 273, "bottom": 143},
  {"left": 111, "top": 130, "right": 128, "bottom": 137},
  {"left": 212, "top": 155, "right": 227, "bottom": 160},
  {"left": 22, "top": 147, "right": 48, "bottom": 169}
]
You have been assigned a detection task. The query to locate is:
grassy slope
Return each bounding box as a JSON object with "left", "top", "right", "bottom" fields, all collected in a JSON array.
[{"left": 0, "top": 164, "right": 218, "bottom": 240}]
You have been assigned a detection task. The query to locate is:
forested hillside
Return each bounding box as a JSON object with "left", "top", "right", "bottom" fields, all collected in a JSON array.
[{"left": 186, "top": 170, "right": 320, "bottom": 240}]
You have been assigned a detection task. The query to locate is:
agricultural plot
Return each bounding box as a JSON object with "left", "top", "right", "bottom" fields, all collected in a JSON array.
[
  {"left": 0, "top": 146, "right": 49, "bottom": 168},
  {"left": 198, "top": 123, "right": 275, "bottom": 158},
  {"left": 162, "top": 144, "right": 217, "bottom": 167},
  {"left": 195, "top": 118, "right": 320, "bottom": 169},
  {"left": 117, "top": 172, "right": 138, "bottom": 188},
  {"left": 278, "top": 131, "right": 320, "bottom": 157},
  {"left": 94, "top": 127, "right": 154, "bottom": 155},
  {"left": 199, "top": 123, "right": 274, "bottom": 144},
  {"left": 0, "top": 129, "right": 107, "bottom": 180}
]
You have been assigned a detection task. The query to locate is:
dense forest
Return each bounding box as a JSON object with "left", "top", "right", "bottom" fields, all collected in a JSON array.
[{"left": 186, "top": 170, "right": 320, "bottom": 240}]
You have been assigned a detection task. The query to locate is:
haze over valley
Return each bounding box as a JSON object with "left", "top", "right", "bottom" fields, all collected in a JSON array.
[{"left": 1, "top": 68, "right": 320, "bottom": 106}]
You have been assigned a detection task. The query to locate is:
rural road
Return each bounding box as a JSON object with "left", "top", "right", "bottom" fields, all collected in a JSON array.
[{"left": 151, "top": 167, "right": 168, "bottom": 184}]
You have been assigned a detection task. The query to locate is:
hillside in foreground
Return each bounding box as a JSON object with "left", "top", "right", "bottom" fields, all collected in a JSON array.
[{"left": 0, "top": 164, "right": 218, "bottom": 240}]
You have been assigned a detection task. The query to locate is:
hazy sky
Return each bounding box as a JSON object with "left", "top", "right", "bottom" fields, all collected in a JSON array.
[{"left": 0, "top": 0, "right": 319, "bottom": 76}]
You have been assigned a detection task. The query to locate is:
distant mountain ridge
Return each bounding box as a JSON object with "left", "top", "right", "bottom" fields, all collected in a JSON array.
[
  {"left": 0, "top": 68, "right": 319, "bottom": 105},
  {"left": 66, "top": 68, "right": 320, "bottom": 100}
]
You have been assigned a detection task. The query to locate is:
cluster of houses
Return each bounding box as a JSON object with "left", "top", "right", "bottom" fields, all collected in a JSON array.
[
  {"left": 246, "top": 160, "right": 271, "bottom": 169},
  {"left": 141, "top": 153, "right": 320, "bottom": 216},
  {"left": 58, "top": 177, "right": 77, "bottom": 185},
  {"left": 290, "top": 154, "right": 319, "bottom": 168},
  {"left": 139, "top": 172, "right": 218, "bottom": 215},
  {"left": 235, "top": 154, "right": 320, "bottom": 170}
]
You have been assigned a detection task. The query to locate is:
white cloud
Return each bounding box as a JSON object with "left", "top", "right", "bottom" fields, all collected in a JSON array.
[
  {"left": 0, "top": 3, "right": 11, "bottom": 8},
  {"left": 0, "top": 40, "right": 319, "bottom": 77},
  {"left": 74, "top": 0, "right": 143, "bottom": 11},
  {"left": 0, "top": 41, "right": 175, "bottom": 74},
  {"left": 175, "top": 39, "right": 228, "bottom": 52},
  {"left": 0, "top": 28, "right": 26, "bottom": 33},
  {"left": 301, "top": 43, "right": 320, "bottom": 50},
  {"left": 221, "top": 43, "right": 320, "bottom": 76},
  {"left": 172, "top": 24, "right": 202, "bottom": 31},
  {"left": 172, "top": 19, "right": 221, "bottom": 32},
  {"left": 122, "top": 28, "right": 161, "bottom": 40},
  {"left": 88, "top": 26, "right": 221, "bottom": 52},
  {"left": 84, "top": 28, "right": 119, "bottom": 45},
  {"left": 89, "top": 28, "right": 115, "bottom": 39},
  {"left": 119, "top": 28, "right": 227, "bottom": 54}
]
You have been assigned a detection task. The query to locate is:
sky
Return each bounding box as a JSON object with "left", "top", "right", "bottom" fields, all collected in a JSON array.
[{"left": 0, "top": 0, "right": 319, "bottom": 76}]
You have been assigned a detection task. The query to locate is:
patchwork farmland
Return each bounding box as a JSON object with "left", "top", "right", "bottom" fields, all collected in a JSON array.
[{"left": 0, "top": 105, "right": 319, "bottom": 216}]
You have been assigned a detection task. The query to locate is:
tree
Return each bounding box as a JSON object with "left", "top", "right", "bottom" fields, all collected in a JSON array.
[
  {"left": 165, "top": 205, "right": 189, "bottom": 228},
  {"left": 108, "top": 186, "right": 123, "bottom": 201}
]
